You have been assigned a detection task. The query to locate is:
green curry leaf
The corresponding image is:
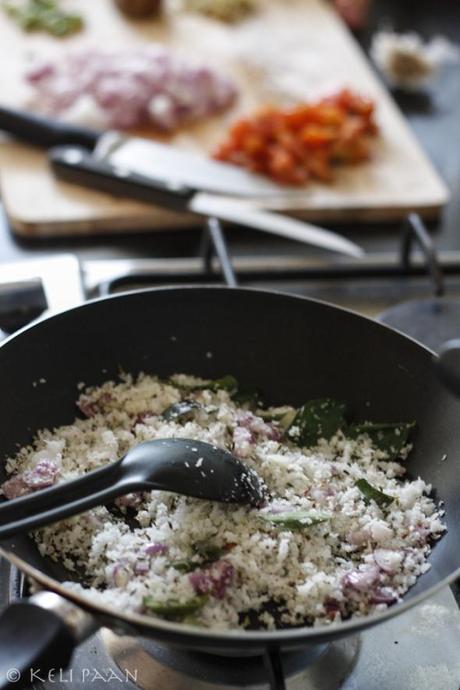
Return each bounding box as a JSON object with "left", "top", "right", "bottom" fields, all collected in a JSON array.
[
  {"left": 348, "top": 422, "right": 415, "bottom": 459},
  {"left": 287, "top": 399, "right": 346, "bottom": 446},
  {"left": 355, "top": 479, "right": 394, "bottom": 508},
  {"left": 143, "top": 595, "right": 208, "bottom": 621}
]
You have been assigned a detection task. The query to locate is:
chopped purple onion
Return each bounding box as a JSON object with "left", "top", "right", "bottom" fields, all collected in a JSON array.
[
  {"left": 342, "top": 566, "right": 380, "bottom": 592},
  {"left": 144, "top": 542, "right": 168, "bottom": 556},
  {"left": 1, "top": 475, "right": 30, "bottom": 500},
  {"left": 189, "top": 559, "right": 234, "bottom": 599},
  {"left": 77, "top": 392, "right": 112, "bottom": 418},
  {"left": 324, "top": 597, "right": 341, "bottom": 617},
  {"left": 23, "top": 460, "right": 60, "bottom": 489},
  {"left": 1, "top": 460, "right": 59, "bottom": 499},
  {"left": 232, "top": 426, "right": 254, "bottom": 457},
  {"left": 373, "top": 549, "right": 403, "bottom": 574},
  {"left": 371, "top": 587, "right": 398, "bottom": 605},
  {"left": 112, "top": 561, "right": 131, "bottom": 588},
  {"left": 115, "top": 492, "right": 143, "bottom": 509},
  {"left": 237, "top": 412, "right": 281, "bottom": 441},
  {"left": 134, "top": 559, "right": 150, "bottom": 575},
  {"left": 25, "top": 47, "right": 237, "bottom": 131}
]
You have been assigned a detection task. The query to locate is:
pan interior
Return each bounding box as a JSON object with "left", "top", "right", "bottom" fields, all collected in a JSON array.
[{"left": 0, "top": 287, "right": 459, "bottom": 644}]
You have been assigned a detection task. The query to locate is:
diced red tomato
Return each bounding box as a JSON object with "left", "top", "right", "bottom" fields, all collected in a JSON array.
[{"left": 212, "top": 89, "right": 378, "bottom": 186}]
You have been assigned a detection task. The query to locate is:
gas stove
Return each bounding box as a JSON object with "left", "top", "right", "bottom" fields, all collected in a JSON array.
[{"left": 0, "top": 214, "right": 459, "bottom": 690}]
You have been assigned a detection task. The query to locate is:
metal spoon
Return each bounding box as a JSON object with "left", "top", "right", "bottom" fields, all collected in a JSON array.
[{"left": 0, "top": 439, "right": 265, "bottom": 540}]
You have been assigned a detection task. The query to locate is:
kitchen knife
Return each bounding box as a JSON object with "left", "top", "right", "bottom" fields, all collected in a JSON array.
[{"left": 0, "top": 106, "right": 364, "bottom": 257}]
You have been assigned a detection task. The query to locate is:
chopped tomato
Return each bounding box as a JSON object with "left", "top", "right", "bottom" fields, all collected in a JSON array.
[{"left": 212, "top": 89, "right": 378, "bottom": 186}]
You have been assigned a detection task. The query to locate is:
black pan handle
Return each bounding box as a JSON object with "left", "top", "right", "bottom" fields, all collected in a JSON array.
[
  {"left": 0, "top": 594, "right": 81, "bottom": 689},
  {"left": 49, "top": 145, "right": 196, "bottom": 211},
  {"left": 0, "top": 105, "right": 99, "bottom": 151}
]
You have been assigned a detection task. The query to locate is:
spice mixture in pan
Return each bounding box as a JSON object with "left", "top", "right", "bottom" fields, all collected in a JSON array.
[{"left": 1, "top": 374, "right": 445, "bottom": 630}]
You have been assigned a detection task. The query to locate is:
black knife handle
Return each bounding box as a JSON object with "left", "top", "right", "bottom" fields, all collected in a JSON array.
[
  {"left": 49, "top": 145, "right": 196, "bottom": 212},
  {"left": 0, "top": 106, "right": 99, "bottom": 151}
]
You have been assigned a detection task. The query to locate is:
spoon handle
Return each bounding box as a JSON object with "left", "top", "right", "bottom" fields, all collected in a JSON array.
[{"left": 0, "top": 462, "right": 140, "bottom": 540}]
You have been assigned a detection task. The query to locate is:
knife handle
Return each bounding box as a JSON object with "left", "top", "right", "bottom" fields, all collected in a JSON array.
[
  {"left": 49, "top": 146, "right": 195, "bottom": 212},
  {"left": 0, "top": 106, "right": 99, "bottom": 150}
]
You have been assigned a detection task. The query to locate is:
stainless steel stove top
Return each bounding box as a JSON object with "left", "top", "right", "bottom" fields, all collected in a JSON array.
[{"left": 46, "top": 587, "right": 460, "bottom": 690}]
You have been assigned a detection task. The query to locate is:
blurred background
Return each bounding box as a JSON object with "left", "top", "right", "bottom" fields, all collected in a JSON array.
[{"left": 0, "top": 0, "right": 458, "bottom": 272}]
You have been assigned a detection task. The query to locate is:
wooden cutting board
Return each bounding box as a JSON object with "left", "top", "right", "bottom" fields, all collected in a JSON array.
[{"left": 0, "top": 0, "right": 449, "bottom": 237}]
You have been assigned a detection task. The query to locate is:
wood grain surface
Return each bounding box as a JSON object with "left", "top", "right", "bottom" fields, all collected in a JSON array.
[{"left": 0, "top": 0, "right": 449, "bottom": 237}]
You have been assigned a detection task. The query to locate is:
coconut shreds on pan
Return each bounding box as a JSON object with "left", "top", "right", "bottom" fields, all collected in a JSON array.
[{"left": 1, "top": 374, "right": 445, "bottom": 630}]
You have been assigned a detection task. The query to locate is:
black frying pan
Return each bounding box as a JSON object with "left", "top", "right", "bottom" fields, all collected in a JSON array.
[{"left": 0, "top": 286, "right": 459, "bottom": 690}]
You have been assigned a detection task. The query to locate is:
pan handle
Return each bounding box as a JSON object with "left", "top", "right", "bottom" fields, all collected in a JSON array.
[{"left": 0, "top": 591, "right": 97, "bottom": 689}]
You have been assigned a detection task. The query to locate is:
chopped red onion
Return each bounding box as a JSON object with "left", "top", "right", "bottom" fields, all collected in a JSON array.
[
  {"left": 309, "top": 485, "right": 337, "bottom": 503},
  {"left": 371, "top": 587, "right": 398, "bottom": 605},
  {"left": 1, "top": 475, "right": 30, "bottom": 500},
  {"left": 189, "top": 559, "right": 234, "bottom": 599},
  {"left": 144, "top": 542, "right": 168, "bottom": 556},
  {"left": 134, "top": 559, "right": 150, "bottom": 575},
  {"left": 23, "top": 460, "right": 60, "bottom": 489},
  {"left": 232, "top": 426, "right": 254, "bottom": 457},
  {"left": 77, "top": 392, "right": 112, "bottom": 418},
  {"left": 324, "top": 597, "right": 341, "bottom": 617},
  {"left": 347, "top": 528, "right": 370, "bottom": 546},
  {"left": 133, "top": 411, "right": 152, "bottom": 426},
  {"left": 112, "top": 561, "right": 131, "bottom": 588},
  {"left": 114, "top": 492, "right": 143, "bottom": 509},
  {"left": 411, "top": 525, "right": 431, "bottom": 546},
  {"left": 373, "top": 549, "right": 403, "bottom": 574},
  {"left": 25, "top": 47, "right": 237, "bottom": 131},
  {"left": 342, "top": 566, "right": 380, "bottom": 592},
  {"left": 1, "top": 459, "right": 60, "bottom": 499},
  {"left": 237, "top": 412, "right": 281, "bottom": 441}
]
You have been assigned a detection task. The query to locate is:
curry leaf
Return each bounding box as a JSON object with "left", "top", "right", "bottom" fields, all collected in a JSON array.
[
  {"left": 168, "top": 559, "right": 198, "bottom": 573},
  {"left": 208, "top": 375, "right": 239, "bottom": 394},
  {"left": 355, "top": 479, "right": 394, "bottom": 508},
  {"left": 348, "top": 422, "right": 415, "bottom": 459},
  {"left": 260, "top": 510, "right": 331, "bottom": 530},
  {"left": 287, "top": 399, "right": 346, "bottom": 446},
  {"left": 143, "top": 595, "right": 208, "bottom": 621},
  {"left": 193, "top": 542, "right": 226, "bottom": 563},
  {"left": 233, "top": 385, "right": 263, "bottom": 407},
  {"left": 258, "top": 406, "right": 296, "bottom": 428},
  {"left": 169, "top": 542, "right": 225, "bottom": 573}
]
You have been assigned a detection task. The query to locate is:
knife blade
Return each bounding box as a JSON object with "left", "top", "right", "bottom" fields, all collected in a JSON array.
[
  {"left": 0, "top": 106, "right": 364, "bottom": 258},
  {"left": 0, "top": 105, "right": 277, "bottom": 198},
  {"left": 49, "top": 145, "right": 364, "bottom": 258}
]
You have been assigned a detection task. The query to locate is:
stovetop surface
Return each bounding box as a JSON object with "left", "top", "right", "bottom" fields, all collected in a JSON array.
[{"left": 29, "top": 587, "right": 459, "bottom": 690}]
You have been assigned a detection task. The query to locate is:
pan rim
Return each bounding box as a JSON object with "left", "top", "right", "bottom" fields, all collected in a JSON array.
[
  {"left": 0, "top": 283, "right": 441, "bottom": 360},
  {"left": 0, "top": 284, "right": 455, "bottom": 645},
  {"left": 2, "top": 547, "right": 459, "bottom": 645}
]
